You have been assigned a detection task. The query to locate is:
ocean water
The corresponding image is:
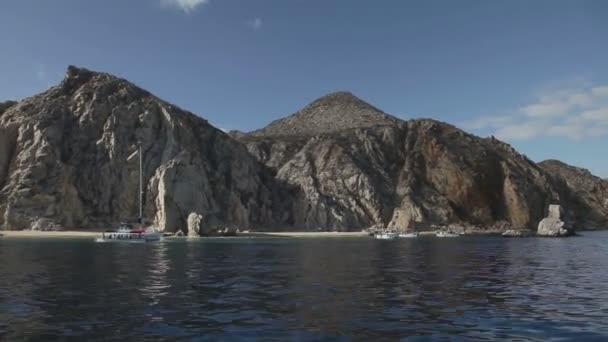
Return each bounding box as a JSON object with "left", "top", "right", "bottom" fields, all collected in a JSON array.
[{"left": 1, "top": 232, "right": 608, "bottom": 341}]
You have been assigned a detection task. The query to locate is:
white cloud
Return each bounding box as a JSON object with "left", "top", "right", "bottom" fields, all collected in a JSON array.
[
  {"left": 248, "top": 17, "right": 263, "bottom": 30},
  {"left": 161, "top": 0, "right": 208, "bottom": 13},
  {"left": 465, "top": 81, "right": 608, "bottom": 141},
  {"left": 465, "top": 115, "right": 512, "bottom": 130},
  {"left": 494, "top": 122, "right": 544, "bottom": 140},
  {"left": 520, "top": 101, "right": 569, "bottom": 118},
  {"left": 592, "top": 86, "right": 608, "bottom": 97}
]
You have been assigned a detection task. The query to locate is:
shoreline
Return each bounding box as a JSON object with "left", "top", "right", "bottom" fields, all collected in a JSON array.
[
  {"left": 1, "top": 229, "right": 604, "bottom": 239},
  {"left": 0, "top": 230, "right": 101, "bottom": 238},
  {"left": 243, "top": 231, "right": 368, "bottom": 238},
  {"left": 0, "top": 230, "right": 371, "bottom": 239}
]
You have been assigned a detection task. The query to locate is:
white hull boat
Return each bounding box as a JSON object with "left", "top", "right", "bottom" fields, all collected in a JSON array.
[
  {"left": 375, "top": 230, "right": 399, "bottom": 240},
  {"left": 96, "top": 144, "right": 163, "bottom": 244},
  {"left": 96, "top": 226, "right": 163, "bottom": 243},
  {"left": 399, "top": 232, "right": 419, "bottom": 238},
  {"left": 435, "top": 231, "right": 460, "bottom": 238}
]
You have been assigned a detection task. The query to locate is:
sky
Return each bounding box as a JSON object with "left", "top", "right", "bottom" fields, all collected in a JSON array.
[{"left": 1, "top": 0, "right": 607, "bottom": 177}]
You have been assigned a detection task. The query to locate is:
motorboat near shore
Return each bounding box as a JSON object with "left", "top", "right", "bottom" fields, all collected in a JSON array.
[
  {"left": 367, "top": 227, "right": 419, "bottom": 240},
  {"left": 435, "top": 230, "right": 460, "bottom": 238},
  {"left": 399, "top": 232, "right": 419, "bottom": 238},
  {"left": 374, "top": 229, "right": 400, "bottom": 240}
]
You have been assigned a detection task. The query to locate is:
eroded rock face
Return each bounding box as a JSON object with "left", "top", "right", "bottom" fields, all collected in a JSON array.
[
  {"left": 1, "top": 66, "right": 605, "bottom": 232},
  {"left": 187, "top": 212, "right": 204, "bottom": 237},
  {"left": 539, "top": 160, "right": 608, "bottom": 229},
  {"left": 239, "top": 113, "right": 571, "bottom": 231},
  {"left": 0, "top": 66, "right": 292, "bottom": 231},
  {"left": 537, "top": 204, "right": 574, "bottom": 237}
]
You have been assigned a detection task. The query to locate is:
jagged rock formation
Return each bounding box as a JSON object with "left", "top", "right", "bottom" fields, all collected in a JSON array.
[
  {"left": 1, "top": 66, "right": 606, "bottom": 232},
  {"left": 187, "top": 212, "right": 203, "bottom": 237},
  {"left": 238, "top": 93, "right": 598, "bottom": 231},
  {"left": 0, "top": 66, "right": 292, "bottom": 231},
  {"left": 539, "top": 160, "right": 608, "bottom": 229},
  {"left": 537, "top": 204, "right": 574, "bottom": 237},
  {"left": 0, "top": 101, "right": 17, "bottom": 115}
]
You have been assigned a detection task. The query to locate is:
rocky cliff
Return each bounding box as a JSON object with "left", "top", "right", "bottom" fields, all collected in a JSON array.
[
  {"left": 238, "top": 93, "right": 603, "bottom": 231},
  {"left": 1, "top": 67, "right": 606, "bottom": 232},
  {"left": 539, "top": 160, "right": 608, "bottom": 229},
  {"left": 0, "top": 66, "right": 292, "bottom": 232}
]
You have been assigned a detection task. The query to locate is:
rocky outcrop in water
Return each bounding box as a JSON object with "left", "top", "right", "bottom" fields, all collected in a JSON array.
[
  {"left": 0, "top": 66, "right": 292, "bottom": 232},
  {"left": 537, "top": 204, "right": 574, "bottom": 237},
  {"left": 187, "top": 212, "right": 204, "bottom": 237}
]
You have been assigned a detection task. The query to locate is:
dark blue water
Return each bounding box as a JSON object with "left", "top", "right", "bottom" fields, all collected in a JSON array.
[{"left": 1, "top": 232, "right": 608, "bottom": 341}]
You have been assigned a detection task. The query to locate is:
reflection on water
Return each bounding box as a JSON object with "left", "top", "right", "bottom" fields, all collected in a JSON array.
[{"left": 1, "top": 233, "right": 608, "bottom": 340}]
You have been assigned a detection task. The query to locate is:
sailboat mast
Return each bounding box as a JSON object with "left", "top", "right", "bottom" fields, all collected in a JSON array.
[{"left": 138, "top": 143, "right": 143, "bottom": 224}]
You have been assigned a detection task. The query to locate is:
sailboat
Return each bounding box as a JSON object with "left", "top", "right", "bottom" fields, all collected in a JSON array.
[{"left": 96, "top": 144, "right": 163, "bottom": 243}]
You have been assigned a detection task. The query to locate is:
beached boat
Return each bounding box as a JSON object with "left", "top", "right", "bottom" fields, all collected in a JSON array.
[
  {"left": 96, "top": 144, "right": 163, "bottom": 243},
  {"left": 375, "top": 230, "right": 399, "bottom": 240},
  {"left": 435, "top": 231, "right": 460, "bottom": 238}
]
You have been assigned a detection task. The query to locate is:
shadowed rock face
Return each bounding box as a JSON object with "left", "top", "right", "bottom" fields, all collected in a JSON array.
[
  {"left": 0, "top": 66, "right": 292, "bottom": 231},
  {"left": 539, "top": 160, "right": 608, "bottom": 229},
  {"left": 238, "top": 93, "right": 605, "bottom": 231},
  {"left": 1, "top": 66, "right": 605, "bottom": 232},
  {"left": 241, "top": 125, "right": 564, "bottom": 230}
]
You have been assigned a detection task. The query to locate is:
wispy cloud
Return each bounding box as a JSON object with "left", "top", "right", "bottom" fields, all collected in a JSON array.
[
  {"left": 464, "top": 81, "right": 608, "bottom": 141},
  {"left": 36, "top": 64, "right": 47, "bottom": 82},
  {"left": 248, "top": 17, "right": 263, "bottom": 30},
  {"left": 160, "top": 0, "right": 208, "bottom": 13}
]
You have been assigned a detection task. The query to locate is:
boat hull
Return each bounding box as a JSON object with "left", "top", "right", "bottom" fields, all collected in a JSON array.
[
  {"left": 399, "top": 233, "right": 418, "bottom": 238},
  {"left": 375, "top": 233, "right": 399, "bottom": 240},
  {"left": 96, "top": 231, "right": 163, "bottom": 243},
  {"left": 435, "top": 232, "right": 459, "bottom": 238}
]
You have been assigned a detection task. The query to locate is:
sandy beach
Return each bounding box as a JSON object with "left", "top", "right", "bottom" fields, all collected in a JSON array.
[
  {"left": 0, "top": 230, "right": 100, "bottom": 238},
  {"left": 245, "top": 231, "right": 368, "bottom": 238},
  {"left": 0, "top": 230, "right": 372, "bottom": 239}
]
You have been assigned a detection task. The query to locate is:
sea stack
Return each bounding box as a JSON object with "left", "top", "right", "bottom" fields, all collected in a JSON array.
[{"left": 537, "top": 204, "right": 575, "bottom": 237}]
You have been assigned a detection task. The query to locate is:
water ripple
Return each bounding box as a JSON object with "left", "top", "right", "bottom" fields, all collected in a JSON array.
[{"left": 1, "top": 233, "right": 608, "bottom": 340}]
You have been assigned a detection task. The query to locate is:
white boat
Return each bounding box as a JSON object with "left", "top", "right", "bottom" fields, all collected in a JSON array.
[
  {"left": 435, "top": 231, "right": 460, "bottom": 238},
  {"left": 399, "top": 232, "right": 419, "bottom": 238},
  {"left": 375, "top": 230, "right": 399, "bottom": 240},
  {"left": 96, "top": 144, "right": 163, "bottom": 243},
  {"left": 96, "top": 223, "right": 162, "bottom": 243}
]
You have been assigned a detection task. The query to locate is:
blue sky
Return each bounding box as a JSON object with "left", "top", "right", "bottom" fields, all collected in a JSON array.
[{"left": 1, "top": 0, "right": 607, "bottom": 176}]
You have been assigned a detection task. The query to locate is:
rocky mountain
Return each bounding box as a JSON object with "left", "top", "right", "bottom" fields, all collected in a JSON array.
[
  {"left": 247, "top": 91, "right": 401, "bottom": 138},
  {"left": 1, "top": 66, "right": 606, "bottom": 232},
  {"left": 0, "top": 66, "right": 293, "bottom": 232},
  {"left": 239, "top": 93, "right": 607, "bottom": 230},
  {"left": 238, "top": 94, "right": 606, "bottom": 232}
]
